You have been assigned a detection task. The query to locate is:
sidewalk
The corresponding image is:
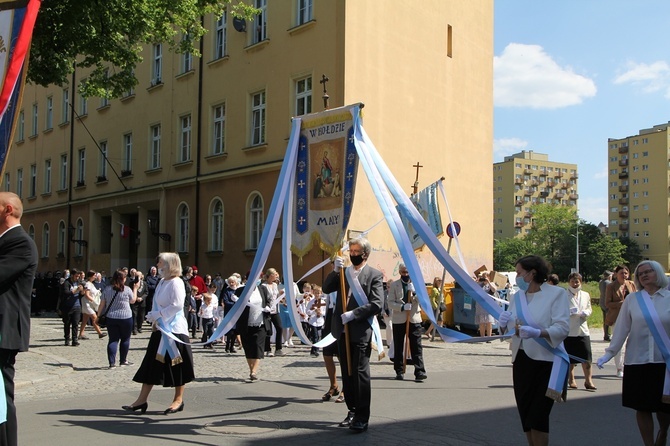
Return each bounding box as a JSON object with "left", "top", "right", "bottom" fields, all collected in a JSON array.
[{"left": 17, "top": 316, "right": 638, "bottom": 445}]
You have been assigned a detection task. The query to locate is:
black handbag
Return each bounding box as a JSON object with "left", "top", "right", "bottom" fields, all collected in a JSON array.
[{"left": 98, "top": 290, "right": 119, "bottom": 327}]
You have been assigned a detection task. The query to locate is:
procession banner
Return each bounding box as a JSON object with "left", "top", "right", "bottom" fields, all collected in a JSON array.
[
  {"left": 291, "top": 105, "right": 359, "bottom": 262},
  {"left": 397, "top": 181, "right": 443, "bottom": 250}
]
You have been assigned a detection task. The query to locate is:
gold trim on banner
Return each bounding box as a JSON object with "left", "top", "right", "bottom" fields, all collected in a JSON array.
[{"left": 290, "top": 230, "right": 344, "bottom": 264}]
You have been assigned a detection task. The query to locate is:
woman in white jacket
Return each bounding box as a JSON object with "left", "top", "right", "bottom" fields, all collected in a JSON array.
[{"left": 564, "top": 272, "right": 595, "bottom": 390}]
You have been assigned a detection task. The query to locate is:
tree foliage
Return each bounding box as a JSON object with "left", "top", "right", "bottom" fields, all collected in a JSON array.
[
  {"left": 618, "top": 236, "right": 643, "bottom": 267},
  {"left": 493, "top": 237, "right": 533, "bottom": 272},
  {"left": 582, "top": 236, "right": 626, "bottom": 281},
  {"left": 28, "top": 1, "right": 258, "bottom": 98}
]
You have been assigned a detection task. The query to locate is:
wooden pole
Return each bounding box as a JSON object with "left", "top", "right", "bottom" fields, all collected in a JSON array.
[{"left": 339, "top": 252, "right": 353, "bottom": 376}]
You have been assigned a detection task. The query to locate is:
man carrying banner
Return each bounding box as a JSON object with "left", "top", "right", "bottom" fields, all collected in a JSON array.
[
  {"left": 388, "top": 264, "right": 427, "bottom": 382},
  {"left": 323, "top": 237, "right": 383, "bottom": 433}
]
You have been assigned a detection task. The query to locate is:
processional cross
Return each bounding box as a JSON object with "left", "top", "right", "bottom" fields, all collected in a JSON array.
[
  {"left": 412, "top": 161, "right": 423, "bottom": 195},
  {"left": 320, "top": 74, "right": 330, "bottom": 110}
]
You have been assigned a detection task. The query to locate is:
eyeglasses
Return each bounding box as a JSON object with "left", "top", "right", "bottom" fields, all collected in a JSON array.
[{"left": 637, "top": 269, "right": 655, "bottom": 277}]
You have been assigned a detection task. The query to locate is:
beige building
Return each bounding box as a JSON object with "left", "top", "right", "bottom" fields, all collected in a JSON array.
[
  {"left": 4, "top": 0, "right": 494, "bottom": 280},
  {"left": 493, "top": 151, "right": 578, "bottom": 239},
  {"left": 607, "top": 122, "right": 670, "bottom": 268}
]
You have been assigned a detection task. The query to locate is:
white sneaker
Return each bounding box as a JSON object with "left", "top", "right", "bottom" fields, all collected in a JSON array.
[
  {"left": 267, "top": 351, "right": 274, "bottom": 357},
  {"left": 275, "top": 349, "right": 286, "bottom": 357},
  {"left": 617, "top": 369, "right": 624, "bottom": 378},
  {"left": 288, "top": 341, "right": 295, "bottom": 347}
]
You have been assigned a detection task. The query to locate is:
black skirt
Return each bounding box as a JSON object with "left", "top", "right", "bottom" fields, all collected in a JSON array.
[
  {"left": 564, "top": 335, "right": 592, "bottom": 364},
  {"left": 512, "top": 349, "right": 556, "bottom": 433},
  {"left": 623, "top": 363, "right": 670, "bottom": 413},
  {"left": 241, "top": 325, "right": 266, "bottom": 359},
  {"left": 133, "top": 331, "right": 195, "bottom": 387}
]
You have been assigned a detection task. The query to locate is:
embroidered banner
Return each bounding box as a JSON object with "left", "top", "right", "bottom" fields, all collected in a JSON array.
[
  {"left": 291, "top": 105, "right": 359, "bottom": 261},
  {"left": 398, "top": 181, "right": 443, "bottom": 250}
]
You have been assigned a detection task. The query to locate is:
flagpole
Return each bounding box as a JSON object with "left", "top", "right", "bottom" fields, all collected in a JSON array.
[{"left": 338, "top": 251, "right": 352, "bottom": 377}]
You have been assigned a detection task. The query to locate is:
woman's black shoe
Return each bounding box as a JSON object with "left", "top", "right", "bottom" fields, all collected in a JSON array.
[
  {"left": 122, "top": 402, "right": 148, "bottom": 414},
  {"left": 163, "top": 402, "right": 184, "bottom": 415}
]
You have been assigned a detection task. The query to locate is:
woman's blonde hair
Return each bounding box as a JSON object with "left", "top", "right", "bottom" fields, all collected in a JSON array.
[{"left": 157, "top": 252, "right": 182, "bottom": 278}]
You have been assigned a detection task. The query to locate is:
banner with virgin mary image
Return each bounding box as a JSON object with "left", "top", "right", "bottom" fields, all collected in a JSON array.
[{"left": 290, "top": 105, "right": 360, "bottom": 261}]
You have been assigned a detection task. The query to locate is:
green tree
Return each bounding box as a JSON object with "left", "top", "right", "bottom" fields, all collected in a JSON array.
[
  {"left": 619, "top": 236, "right": 643, "bottom": 267},
  {"left": 28, "top": 1, "right": 258, "bottom": 98},
  {"left": 493, "top": 237, "right": 533, "bottom": 271},
  {"left": 582, "top": 236, "right": 626, "bottom": 281},
  {"left": 526, "top": 204, "right": 577, "bottom": 277}
]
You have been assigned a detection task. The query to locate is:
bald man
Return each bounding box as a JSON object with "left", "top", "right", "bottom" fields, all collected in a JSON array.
[{"left": 0, "top": 192, "right": 38, "bottom": 446}]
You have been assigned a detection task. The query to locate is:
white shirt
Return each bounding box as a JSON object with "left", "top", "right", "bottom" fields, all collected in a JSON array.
[
  {"left": 247, "top": 288, "right": 264, "bottom": 327},
  {"left": 308, "top": 295, "right": 326, "bottom": 327},
  {"left": 606, "top": 288, "right": 670, "bottom": 365},
  {"left": 567, "top": 288, "right": 592, "bottom": 337},
  {"left": 153, "top": 277, "right": 188, "bottom": 335}
]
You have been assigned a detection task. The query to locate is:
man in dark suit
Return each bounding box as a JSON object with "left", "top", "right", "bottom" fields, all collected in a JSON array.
[
  {"left": 0, "top": 192, "right": 38, "bottom": 446},
  {"left": 323, "top": 237, "right": 383, "bottom": 433}
]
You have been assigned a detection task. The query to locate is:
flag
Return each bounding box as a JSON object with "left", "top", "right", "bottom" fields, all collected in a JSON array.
[
  {"left": 398, "top": 181, "right": 444, "bottom": 250},
  {"left": 120, "top": 224, "right": 129, "bottom": 239},
  {"left": 0, "top": 0, "right": 41, "bottom": 176},
  {"left": 290, "top": 105, "right": 359, "bottom": 261}
]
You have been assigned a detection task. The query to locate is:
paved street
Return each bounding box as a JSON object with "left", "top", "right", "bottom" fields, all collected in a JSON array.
[{"left": 17, "top": 316, "right": 639, "bottom": 445}]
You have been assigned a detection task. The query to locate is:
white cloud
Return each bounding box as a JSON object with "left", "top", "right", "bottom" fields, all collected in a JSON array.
[
  {"left": 493, "top": 137, "right": 528, "bottom": 160},
  {"left": 578, "top": 196, "right": 608, "bottom": 226},
  {"left": 593, "top": 163, "right": 608, "bottom": 180},
  {"left": 613, "top": 61, "right": 670, "bottom": 97},
  {"left": 494, "top": 43, "right": 597, "bottom": 109}
]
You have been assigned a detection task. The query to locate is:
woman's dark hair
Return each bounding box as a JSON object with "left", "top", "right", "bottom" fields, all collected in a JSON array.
[
  {"left": 547, "top": 274, "right": 560, "bottom": 285},
  {"left": 614, "top": 264, "right": 629, "bottom": 274},
  {"left": 111, "top": 270, "right": 126, "bottom": 291},
  {"left": 568, "top": 272, "right": 582, "bottom": 281},
  {"left": 515, "top": 255, "right": 550, "bottom": 284},
  {"left": 86, "top": 270, "right": 96, "bottom": 280}
]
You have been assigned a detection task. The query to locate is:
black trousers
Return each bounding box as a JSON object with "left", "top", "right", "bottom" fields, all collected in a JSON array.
[
  {"left": 337, "top": 335, "right": 372, "bottom": 423},
  {"left": 264, "top": 313, "right": 283, "bottom": 351},
  {"left": 0, "top": 349, "right": 18, "bottom": 446},
  {"left": 392, "top": 322, "right": 426, "bottom": 376},
  {"left": 62, "top": 307, "right": 81, "bottom": 341}
]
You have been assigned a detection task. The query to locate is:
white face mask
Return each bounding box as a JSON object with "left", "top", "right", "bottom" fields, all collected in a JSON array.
[{"left": 157, "top": 267, "right": 166, "bottom": 277}]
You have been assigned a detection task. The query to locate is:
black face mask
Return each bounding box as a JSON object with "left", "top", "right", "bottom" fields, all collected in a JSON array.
[
  {"left": 401, "top": 275, "right": 410, "bottom": 283},
  {"left": 350, "top": 254, "right": 365, "bottom": 266}
]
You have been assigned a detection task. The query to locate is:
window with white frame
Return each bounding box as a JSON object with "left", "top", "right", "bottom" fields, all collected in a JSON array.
[
  {"left": 215, "top": 11, "right": 227, "bottom": 59},
  {"left": 59, "top": 154, "right": 68, "bottom": 190},
  {"left": 251, "top": 91, "right": 266, "bottom": 145},
  {"left": 44, "top": 159, "right": 51, "bottom": 194},
  {"left": 150, "top": 124, "right": 161, "bottom": 169},
  {"left": 177, "top": 204, "right": 189, "bottom": 252},
  {"left": 213, "top": 104, "right": 225, "bottom": 154},
  {"left": 180, "top": 115, "right": 192, "bottom": 162},
  {"left": 75, "top": 219, "right": 84, "bottom": 257},
  {"left": 98, "top": 141, "right": 107, "bottom": 178},
  {"left": 253, "top": 0, "right": 267, "bottom": 43},
  {"left": 123, "top": 133, "right": 133, "bottom": 172},
  {"left": 297, "top": 0, "right": 313, "bottom": 25},
  {"left": 248, "top": 193, "right": 263, "bottom": 249},
  {"left": 100, "top": 69, "right": 110, "bottom": 108},
  {"left": 152, "top": 44, "right": 162, "bottom": 84},
  {"left": 29, "top": 164, "right": 36, "bottom": 197},
  {"left": 57, "top": 221, "right": 66, "bottom": 255},
  {"left": 61, "top": 88, "right": 69, "bottom": 123},
  {"left": 210, "top": 199, "right": 224, "bottom": 251},
  {"left": 181, "top": 35, "right": 193, "bottom": 73},
  {"left": 77, "top": 148, "right": 85, "bottom": 184},
  {"left": 79, "top": 85, "right": 88, "bottom": 115},
  {"left": 16, "top": 168, "right": 23, "bottom": 198},
  {"left": 17, "top": 110, "right": 24, "bottom": 141},
  {"left": 3, "top": 173, "right": 8, "bottom": 192},
  {"left": 42, "top": 223, "right": 49, "bottom": 257},
  {"left": 45, "top": 96, "right": 53, "bottom": 130},
  {"left": 31, "top": 103, "right": 38, "bottom": 136},
  {"left": 295, "top": 76, "right": 312, "bottom": 116}
]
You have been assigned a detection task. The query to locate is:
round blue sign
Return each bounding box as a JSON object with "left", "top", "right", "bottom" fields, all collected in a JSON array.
[{"left": 446, "top": 222, "right": 461, "bottom": 238}]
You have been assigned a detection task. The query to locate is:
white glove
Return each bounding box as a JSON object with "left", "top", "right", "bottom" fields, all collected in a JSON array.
[
  {"left": 518, "top": 326, "right": 541, "bottom": 339},
  {"left": 498, "top": 310, "right": 512, "bottom": 327},
  {"left": 341, "top": 310, "right": 355, "bottom": 324},
  {"left": 333, "top": 256, "right": 345, "bottom": 273},
  {"left": 569, "top": 307, "right": 578, "bottom": 315},
  {"left": 145, "top": 311, "right": 160, "bottom": 323},
  {"left": 401, "top": 303, "right": 410, "bottom": 312},
  {"left": 407, "top": 282, "right": 415, "bottom": 293},
  {"left": 262, "top": 306, "right": 271, "bottom": 313},
  {"left": 596, "top": 352, "right": 614, "bottom": 369}
]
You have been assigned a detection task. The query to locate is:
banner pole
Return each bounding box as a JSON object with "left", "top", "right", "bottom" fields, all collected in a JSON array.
[{"left": 339, "top": 251, "right": 352, "bottom": 376}]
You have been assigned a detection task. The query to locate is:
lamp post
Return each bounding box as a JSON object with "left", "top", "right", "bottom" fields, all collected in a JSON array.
[{"left": 575, "top": 222, "right": 579, "bottom": 274}]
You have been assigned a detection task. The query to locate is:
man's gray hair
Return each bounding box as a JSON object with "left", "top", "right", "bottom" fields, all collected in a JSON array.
[{"left": 348, "top": 237, "right": 371, "bottom": 256}]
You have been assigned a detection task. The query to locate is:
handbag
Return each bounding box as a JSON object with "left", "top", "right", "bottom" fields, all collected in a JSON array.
[
  {"left": 439, "top": 301, "right": 447, "bottom": 312},
  {"left": 98, "top": 290, "right": 119, "bottom": 328}
]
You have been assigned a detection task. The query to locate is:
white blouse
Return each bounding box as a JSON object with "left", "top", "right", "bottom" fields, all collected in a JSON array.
[
  {"left": 153, "top": 277, "right": 188, "bottom": 335},
  {"left": 605, "top": 288, "right": 670, "bottom": 365},
  {"left": 567, "top": 288, "right": 592, "bottom": 337}
]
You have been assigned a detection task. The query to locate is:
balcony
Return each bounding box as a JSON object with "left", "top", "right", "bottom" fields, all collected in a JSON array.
[
  {"left": 569, "top": 193, "right": 579, "bottom": 200},
  {"left": 524, "top": 168, "right": 532, "bottom": 175},
  {"left": 559, "top": 183, "right": 569, "bottom": 189},
  {"left": 523, "top": 190, "right": 533, "bottom": 196},
  {"left": 619, "top": 211, "right": 629, "bottom": 218},
  {"left": 570, "top": 173, "right": 579, "bottom": 179},
  {"left": 514, "top": 222, "right": 523, "bottom": 228},
  {"left": 530, "top": 180, "right": 540, "bottom": 186},
  {"left": 540, "top": 191, "right": 550, "bottom": 197},
  {"left": 619, "top": 198, "right": 629, "bottom": 205},
  {"left": 524, "top": 212, "right": 533, "bottom": 218},
  {"left": 514, "top": 178, "right": 523, "bottom": 184},
  {"left": 555, "top": 192, "right": 565, "bottom": 198},
  {"left": 619, "top": 185, "right": 629, "bottom": 192},
  {"left": 539, "top": 170, "right": 547, "bottom": 176},
  {"left": 619, "top": 171, "right": 629, "bottom": 178},
  {"left": 619, "top": 159, "right": 628, "bottom": 166},
  {"left": 619, "top": 224, "right": 629, "bottom": 231},
  {"left": 515, "top": 200, "right": 524, "bottom": 206},
  {"left": 546, "top": 179, "right": 555, "bottom": 186},
  {"left": 619, "top": 146, "right": 629, "bottom": 153},
  {"left": 556, "top": 171, "right": 563, "bottom": 178}
]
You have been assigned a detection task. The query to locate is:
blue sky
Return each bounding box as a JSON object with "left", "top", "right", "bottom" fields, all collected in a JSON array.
[{"left": 494, "top": 0, "right": 670, "bottom": 225}]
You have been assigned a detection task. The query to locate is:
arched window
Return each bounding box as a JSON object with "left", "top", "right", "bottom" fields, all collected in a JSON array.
[
  {"left": 177, "top": 203, "right": 189, "bottom": 252},
  {"left": 28, "top": 225, "right": 35, "bottom": 240},
  {"left": 247, "top": 193, "right": 264, "bottom": 249},
  {"left": 210, "top": 198, "right": 224, "bottom": 252},
  {"left": 57, "top": 221, "right": 66, "bottom": 256},
  {"left": 75, "top": 218, "right": 84, "bottom": 257},
  {"left": 42, "top": 223, "right": 50, "bottom": 257}
]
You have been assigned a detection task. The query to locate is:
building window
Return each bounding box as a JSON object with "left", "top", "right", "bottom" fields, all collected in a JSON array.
[
  {"left": 215, "top": 11, "right": 227, "bottom": 59},
  {"left": 28, "top": 225, "right": 34, "bottom": 240},
  {"left": 77, "top": 149, "right": 86, "bottom": 185},
  {"left": 99, "top": 141, "right": 108, "bottom": 179},
  {"left": 212, "top": 104, "right": 225, "bottom": 155},
  {"left": 100, "top": 69, "right": 110, "bottom": 108},
  {"left": 79, "top": 83, "right": 88, "bottom": 115},
  {"left": 42, "top": 223, "right": 50, "bottom": 258},
  {"left": 45, "top": 96, "right": 53, "bottom": 130},
  {"left": 642, "top": 164, "right": 649, "bottom": 170},
  {"left": 150, "top": 125, "right": 161, "bottom": 169},
  {"left": 251, "top": 91, "right": 266, "bottom": 145},
  {"left": 17, "top": 110, "right": 24, "bottom": 141},
  {"left": 16, "top": 168, "right": 23, "bottom": 198},
  {"left": 295, "top": 76, "right": 312, "bottom": 116},
  {"left": 4, "top": 173, "right": 8, "bottom": 192},
  {"left": 180, "top": 115, "right": 192, "bottom": 162},
  {"left": 44, "top": 159, "right": 51, "bottom": 194},
  {"left": 248, "top": 193, "right": 264, "bottom": 249},
  {"left": 29, "top": 164, "right": 36, "bottom": 197},
  {"left": 152, "top": 44, "right": 162, "bottom": 85},
  {"left": 297, "top": 0, "right": 313, "bottom": 25},
  {"left": 61, "top": 88, "right": 69, "bottom": 123},
  {"left": 60, "top": 154, "right": 68, "bottom": 190},
  {"left": 31, "top": 103, "right": 38, "bottom": 136},
  {"left": 57, "top": 221, "right": 66, "bottom": 256},
  {"left": 123, "top": 133, "right": 133, "bottom": 173},
  {"left": 75, "top": 219, "right": 84, "bottom": 257},
  {"left": 181, "top": 35, "right": 193, "bottom": 73},
  {"left": 177, "top": 204, "right": 189, "bottom": 253},
  {"left": 210, "top": 199, "right": 224, "bottom": 252},
  {"left": 253, "top": 0, "right": 267, "bottom": 44}
]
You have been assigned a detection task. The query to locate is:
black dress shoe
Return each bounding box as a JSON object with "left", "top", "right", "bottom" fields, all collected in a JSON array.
[
  {"left": 349, "top": 420, "right": 368, "bottom": 433},
  {"left": 122, "top": 402, "right": 148, "bottom": 414},
  {"left": 415, "top": 373, "right": 427, "bottom": 381},
  {"left": 338, "top": 412, "right": 355, "bottom": 427},
  {"left": 395, "top": 373, "right": 404, "bottom": 380},
  {"left": 164, "top": 402, "right": 184, "bottom": 415}
]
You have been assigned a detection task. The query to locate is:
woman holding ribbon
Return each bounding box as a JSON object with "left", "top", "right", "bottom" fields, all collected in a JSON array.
[
  {"left": 122, "top": 252, "right": 194, "bottom": 415},
  {"left": 597, "top": 260, "right": 670, "bottom": 446},
  {"left": 564, "top": 272, "right": 596, "bottom": 391},
  {"left": 498, "top": 255, "right": 569, "bottom": 446}
]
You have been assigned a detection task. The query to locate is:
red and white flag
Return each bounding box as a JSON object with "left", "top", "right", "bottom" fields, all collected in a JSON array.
[{"left": 120, "top": 224, "right": 129, "bottom": 239}]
